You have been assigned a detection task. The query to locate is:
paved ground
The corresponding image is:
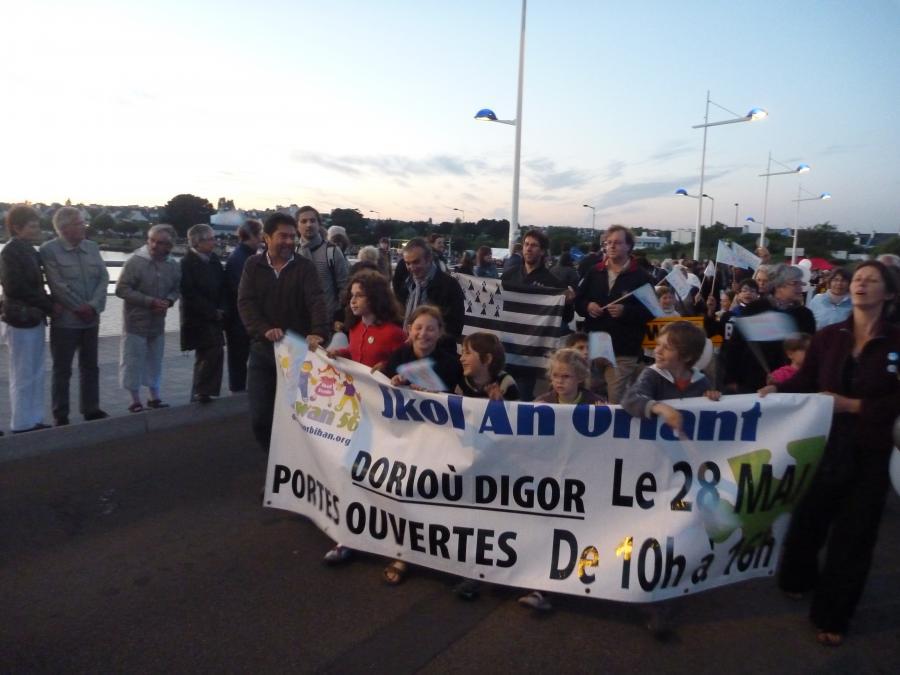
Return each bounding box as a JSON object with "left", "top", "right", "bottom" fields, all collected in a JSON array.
[
  {"left": 1, "top": 413, "right": 898, "bottom": 674},
  {"left": 0, "top": 331, "right": 233, "bottom": 429}
]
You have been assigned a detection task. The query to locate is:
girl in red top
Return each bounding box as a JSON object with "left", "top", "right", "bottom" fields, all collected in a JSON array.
[
  {"left": 323, "top": 270, "right": 404, "bottom": 566},
  {"left": 329, "top": 270, "right": 405, "bottom": 371}
]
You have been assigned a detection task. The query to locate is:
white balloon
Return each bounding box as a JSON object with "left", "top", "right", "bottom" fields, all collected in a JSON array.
[{"left": 890, "top": 447, "right": 900, "bottom": 498}]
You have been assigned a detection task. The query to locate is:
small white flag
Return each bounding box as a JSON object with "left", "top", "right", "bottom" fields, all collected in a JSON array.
[
  {"left": 734, "top": 311, "right": 798, "bottom": 342},
  {"left": 588, "top": 331, "right": 617, "bottom": 367},
  {"left": 704, "top": 261, "right": 716, "bottom": 278},
  {"left": 716, "top": 240, "right": 737, "bottom": 267},
  {"left": 730, "top": 241, "right": 762, "bottom": 271},
  {"left": 631, "top": 283, "right": 665, "bottom": 318},
  {"left": 664, "top": 268, "right": 694, "bottom": 301},
  {"left": 396, "top": 358, "right": 447, "bottom": 391}
]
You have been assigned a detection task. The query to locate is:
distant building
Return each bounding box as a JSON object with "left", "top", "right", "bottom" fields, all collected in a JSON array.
[{"left": 635, "top": 234, "right": 668, "bottom": 249}]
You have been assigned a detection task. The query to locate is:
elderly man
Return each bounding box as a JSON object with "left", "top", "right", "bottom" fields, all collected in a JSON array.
[
  {"left": 395, "top": 237, "right": 465, "bottom": 341},
  {"left": 40, "top": 206, "right": 109, "bottom": 426},
  {"left": 296, "top": 205, "right": 349, "bottom": 331},
  {"left": 239, "top": 212, "right": 328, "bottom": 451},
  {"left": 180, "top": 224, "right": 226, "bottom": 404},
  {"left": 115, "top": 224, "right": 181, "bottom": 412},
  {"left": 224, "top": 219, "right": 261, "bottom": 392},
  {"left": 574, "top": 224, "right": 654, "bottom": 403}
]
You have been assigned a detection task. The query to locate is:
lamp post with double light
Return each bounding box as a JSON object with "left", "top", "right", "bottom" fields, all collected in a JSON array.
[
  {"left": 690, "top": 91, "right": 767, "bottom": 259},
  {"left": 675, "top": 188, "right": 716, "bottom": 241},
  {"left": 759, "top": 154, "right": 810, "bottom": 246},
  {"left": 791, "top": 187, "right": 831, "bottom": 264}
]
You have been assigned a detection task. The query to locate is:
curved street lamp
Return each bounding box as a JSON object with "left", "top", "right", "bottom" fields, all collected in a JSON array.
[
  {"left": 452, "top": 207, "right": 466, "bottom": 223},
  {"left": 582, "top": 203, "right": 596, "bottom": 230},
  {"left": 474, "top": 1, "right": 527, "bottom": 251},
  {"left": 690, "top": 91, "right": 767, "bottom": 259},
  {"left": 757, "top": 153, "right": 811, "bottom": 246},
  {"left": 790, "top": 187, "right": 832, "bottom": 264},
  {"left": 675, "top": 189, "right": 716, "bottom": 229}
]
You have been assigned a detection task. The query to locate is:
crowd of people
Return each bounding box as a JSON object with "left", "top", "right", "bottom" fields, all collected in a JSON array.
[{"left": 2, "top": 203, "right": 899, "bottom": 646}]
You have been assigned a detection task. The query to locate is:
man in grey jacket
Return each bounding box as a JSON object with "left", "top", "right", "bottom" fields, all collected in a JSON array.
[
  {"left": 115, "top": 224, "right": 181, "bottom": 412},
  {"left": 296, "top": 206, "right": 348, "bottom": 330},
  {"left": 41, "top": 206, "right": 110, "bottom": 425}
]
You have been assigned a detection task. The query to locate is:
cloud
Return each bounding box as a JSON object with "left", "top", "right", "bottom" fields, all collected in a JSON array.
[
  {"left": 819, "top": 144, "right": 860, "bottom": 157},
  {"left": 593, "top": 171, "right": 728, "bottom": 211},
  {"left": 291, "top": 151, "right": 498, "bottom": 179},
  {"left": 647, "top": 141, "right": 695, "bottom": 163},
  {"left": 604, "top": 159, "right": 626, "bottom": 181},
  {"left": 524, "top": 156, "right": 592, "bottom": 191}
]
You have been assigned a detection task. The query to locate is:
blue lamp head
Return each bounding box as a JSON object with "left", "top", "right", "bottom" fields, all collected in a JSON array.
[
  {"left": 747, "top": 107, "right": 768, "bottom": 121},
  {"left": 797, "top": 163, "right": 811, "bottom": 174},
  {"left": 475, "top": 108, "right": 498, "bottom": 121},
  {"left": 820, "top": 192, "right": 832, "bottom": 200},
  {"left": 675, "top": 188, "right": 689, "bottom": 197},
  {"left": 745, "top": 216, "right": 757, "bottom": 223}
]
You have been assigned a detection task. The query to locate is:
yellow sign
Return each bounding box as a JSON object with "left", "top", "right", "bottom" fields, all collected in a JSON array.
[{"left": 642, "top": 316, "right": 722, "bottom": 348}]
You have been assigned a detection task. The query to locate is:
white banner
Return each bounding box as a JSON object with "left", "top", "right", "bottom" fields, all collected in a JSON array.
[{"left": 266, "top": 334, "right": 833, "bottom": 603}]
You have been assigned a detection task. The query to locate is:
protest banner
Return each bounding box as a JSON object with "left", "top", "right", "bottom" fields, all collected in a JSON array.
[
  {"left": 455, "top": 273, "right": 566, "bottom": 373},
  {"left": 642, "top": 316, "right": 722, "bottom": 348},
  {"left": 267, "top": 334, "right": 832, "bottom": 603}
]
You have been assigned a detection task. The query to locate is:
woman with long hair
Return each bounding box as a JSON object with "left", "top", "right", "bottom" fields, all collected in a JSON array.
[{"left": 759, "top": 261, "right": 900, "bottom": 646}]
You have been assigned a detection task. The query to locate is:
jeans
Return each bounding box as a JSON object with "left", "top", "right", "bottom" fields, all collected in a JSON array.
[
  {"left": 247, "top": 341, "right": 276, "bottom": 451},
  {"left": 50, "top": 324, "right": 100, "bottom": 420},
  {"left": 6, "top": 323, "right": 46, "bottom": 431}
]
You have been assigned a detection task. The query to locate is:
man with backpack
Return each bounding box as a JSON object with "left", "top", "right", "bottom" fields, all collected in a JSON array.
[{"left": 296, "top": 205, "right": 349, "bottom": 332}]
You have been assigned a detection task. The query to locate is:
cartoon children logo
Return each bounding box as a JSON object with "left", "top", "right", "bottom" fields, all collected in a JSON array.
[{"left": 292, "top": 359, "right": 362, "bottom": 434}]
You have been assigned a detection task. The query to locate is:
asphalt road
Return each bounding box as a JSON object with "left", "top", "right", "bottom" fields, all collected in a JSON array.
[{"left": 1, "top": 414, "right": 898, "bottom": 674}]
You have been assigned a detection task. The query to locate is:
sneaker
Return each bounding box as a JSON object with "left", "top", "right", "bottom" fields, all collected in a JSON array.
[
  {"left": 518, "top": 590, "right": 552, "bottom": 611},
  {"left": 452, "top": 579, "right": 481, "bottom": 601},
  {"left": 84, "top": 409, "right": 109, "bottom": 421},
  {"left": 323, "top": 545, "right": 352, "bottom": 565}
]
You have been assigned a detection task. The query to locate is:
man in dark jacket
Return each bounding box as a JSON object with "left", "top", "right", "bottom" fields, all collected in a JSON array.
[
  {"left": 223, "top": 219, "right": 261, "bottom": 392},
  {"left": 574, "top": 224, "right": 653, "bottom": 403},
  {"left": 395, "top": 237, "right": 465, "bottom": 341},
  {"left": 238, "top": 212, "right": 329, "bottom": 451},
  {"left": 502, "top": 228, "right": 574, "bottom": 399},
  {"left": 181, "top": 224, "right": 226, "bottom": 403}
]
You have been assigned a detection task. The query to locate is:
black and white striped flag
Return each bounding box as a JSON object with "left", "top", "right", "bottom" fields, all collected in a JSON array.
[{"left": 453, "top": 273, "right": 567, "bottom": 371}]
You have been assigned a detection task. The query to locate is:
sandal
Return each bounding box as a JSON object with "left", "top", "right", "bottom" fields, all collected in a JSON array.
[
  {"left": 816, "top": 631, "right": 844, "bottom": 647},
  {"left": 323, "top": 545, "right": 352, "bottom": 566},
  {"left": 146, "top": 399, "right": 170, "bottom": 409},
  {"left": 128, "top": 402, "right": 144, "bottom": 413},
  {"left": 383, "top": 560, "right": 407, "bottom": 586}
]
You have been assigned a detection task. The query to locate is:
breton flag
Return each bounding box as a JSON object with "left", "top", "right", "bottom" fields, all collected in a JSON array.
[{"left": 454, "top": 273, "right": 567, "bottom": 372}]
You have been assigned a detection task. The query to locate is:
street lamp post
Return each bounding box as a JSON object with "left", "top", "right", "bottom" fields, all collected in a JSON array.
[
  {"left": 734, "top": 203, "right": 739, "bottom": 229},
  {"left": 759, "top": 153, "right": 810, "bottom": 246},
  {"left": 691, "top": 91, "right": 767, "bottom": 260},
  {"left": 791, "top": 187, "right": 831, "bottom": 264},
  {"left": 702, "top": 193, "right": 716, "bottom": 228},
  {"left": 452, "top": 207, "right": 465, "bottom": 223},
  {"left": 675, "top": 189, "right": 715, "bottom": 248},
  {"left": 582, "top": 204, "right": 596, "bottom": 231},
  {"left": 475, "top": 0, "right": 527, "bottom": 252}
]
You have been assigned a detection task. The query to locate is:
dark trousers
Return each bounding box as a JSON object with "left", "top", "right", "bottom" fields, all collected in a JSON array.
[
  {"left": 225, "top": 322, "right": 250, "bottom": 392},
  {"left": 192, "top": 340, "right": 224, "bottom": 399},
  {"left": 247, "top": 341, "right": 276, "bottom": 451},
  {"left": 50, "top": 324, "right": 100, "bottom": 420},
  {"left": 778, "top": 459, "right": 889, "bottom": 633}
]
